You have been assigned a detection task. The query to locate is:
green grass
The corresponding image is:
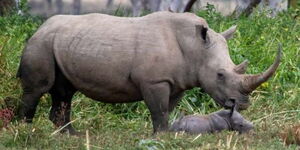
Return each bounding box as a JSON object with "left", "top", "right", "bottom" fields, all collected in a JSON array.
[{"left": 0, "top": 7, "right": 300, "bottom": 149}]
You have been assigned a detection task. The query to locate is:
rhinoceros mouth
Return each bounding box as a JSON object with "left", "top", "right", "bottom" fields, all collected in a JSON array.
[
  {"left": 221, "top": 97, "right": 250, "bottom": 110},
  {"left": 214, "top": 98, "right": 231, "bottom": 109},
  {"left": 237, "top": 102, "right": 250, "bottom": 110}
]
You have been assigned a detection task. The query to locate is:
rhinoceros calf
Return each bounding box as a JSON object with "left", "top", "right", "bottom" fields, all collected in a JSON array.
[
  {"left": 17, "top": 11, "right": 281, "bottom": 134},
  {"left": 170, "top": 103, "right": 254, "bottom": 134}
]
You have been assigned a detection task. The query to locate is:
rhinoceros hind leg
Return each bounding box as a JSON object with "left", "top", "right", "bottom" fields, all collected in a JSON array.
[
  {"left": 18, "top": 58, "right": 55, "bottom": 122},
  {"left": 168, "top": 93, "right": 184, "bottom": 113},
  {"left": 18, "top": 90, "right": 44, "bottom": 122},
  {"left": 142, "top": 82, "right": 170, "bottom": 133},
  {"left": 49, "top": 70, "right": 77, "bottom": 135}
]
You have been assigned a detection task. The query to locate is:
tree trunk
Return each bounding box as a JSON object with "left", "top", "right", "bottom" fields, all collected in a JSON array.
[
  {"left": 289, "top": 0, "right": 297, "bottom": 8},
  {"left": 244, "top": 0, "right": 262, "bottom": 16},
  {"left": 0, "top": 0, "right": 15, "bottom": 16},
  {"left": 184, "top": 0, "right": 197, "bottom": 12},
  {"left": 56, "top": 0, "right": 63, "bottom": 14},
  {"left": 73, "top": 0, "right": 81, "bottom": 15}
]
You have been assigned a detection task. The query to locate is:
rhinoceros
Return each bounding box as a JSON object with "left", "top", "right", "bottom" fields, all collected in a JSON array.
[
  {"left": 170, "top": 101, "right": 254, "bottom": 134},
  {"left": 17, "top": 11, "right": 281, "bottom": 134}
]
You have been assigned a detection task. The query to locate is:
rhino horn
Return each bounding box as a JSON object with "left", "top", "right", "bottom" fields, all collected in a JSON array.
[
  {"left": 234, "top": 60, "right": 249, "bottom": 74},
  {"left": 242, "top": 44, "right": 282, "bottom": 93},
  {"left": 221, "top": 25, "right": 237, "bottom": 40}
]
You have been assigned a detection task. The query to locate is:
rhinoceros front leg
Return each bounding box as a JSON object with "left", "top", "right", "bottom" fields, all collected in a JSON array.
[
  {"left": 168, "top": 93, "right": 184, "bottom": 113},
  {"left": 142, "top": 82, "right": 170, "bottom": 133},
  {"left": 49, "top": 71, "right": 77, "bottom": 135}
]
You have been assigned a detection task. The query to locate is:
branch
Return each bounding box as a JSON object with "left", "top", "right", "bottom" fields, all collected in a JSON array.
[
  {"left": 243, "top": 0, "right": 261, "bottom": 16},
  {"left": 184, "top": 0, "right": 198, "bottom": 12}
]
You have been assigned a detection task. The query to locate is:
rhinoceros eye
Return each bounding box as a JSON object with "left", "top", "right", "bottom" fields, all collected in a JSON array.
[
  {"left": 217, "top": 72, "right": 225, "bottom": 81},
  {"left": 217, "top": 69, "right": 226, "bottom": 81}
]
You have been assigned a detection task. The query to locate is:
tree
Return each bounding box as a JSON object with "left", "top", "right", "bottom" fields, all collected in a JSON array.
[
  {"left": 47, "top": 0, "right": 81, "bottom": 15},
  {"left": 0, "top": 0, "right": 15, "bottom": 16},
  {"left": 184, "top": 0, "right": 197, "bottom": 12},
  {"left": 289, "top": 0, "right": 297, "bottom": 8}
]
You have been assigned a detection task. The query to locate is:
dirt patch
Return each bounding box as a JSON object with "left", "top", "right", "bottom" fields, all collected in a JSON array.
[
  {"left": 0, "top": 97, "right": 16, "bottom": 129},
  {"left": 280, "top": 124, "right": 300, "bottom": 146}
]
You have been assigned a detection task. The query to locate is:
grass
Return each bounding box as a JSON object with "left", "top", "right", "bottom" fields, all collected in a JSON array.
[{"left": 0, "top": 6, "right": 300, "bottom": 149}]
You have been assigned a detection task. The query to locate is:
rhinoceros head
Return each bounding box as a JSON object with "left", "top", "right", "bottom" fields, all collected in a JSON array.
[
  {"left": 185, "top": 24, "right": 281, "bottom": 110},
  {"left": 228, "top": 101, "right": 254, "bottom": 133}
]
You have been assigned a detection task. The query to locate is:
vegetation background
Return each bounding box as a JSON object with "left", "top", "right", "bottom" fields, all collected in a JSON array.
[{"left": 0, "top": 1, "right": 299, "bottom": 149}]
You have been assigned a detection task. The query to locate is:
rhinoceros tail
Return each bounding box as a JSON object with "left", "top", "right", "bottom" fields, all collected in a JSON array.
[{"left": 16, "top": 65, "right": 21, "bottom": 78}]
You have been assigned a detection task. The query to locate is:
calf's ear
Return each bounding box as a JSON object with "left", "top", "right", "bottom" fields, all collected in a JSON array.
[
  {"left": 195, "top": 25, "right": 209, "bottom": 43},
  {"left": 221, "top": 25, "right": 237, "bottom": 40},
  {"left": 229, "top": 100, "right": 237, "bottom": 117}
]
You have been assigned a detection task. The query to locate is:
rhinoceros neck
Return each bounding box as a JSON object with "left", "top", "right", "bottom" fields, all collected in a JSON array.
[{"left": 176, "top": 63, "right": 203, "bottom": 90}]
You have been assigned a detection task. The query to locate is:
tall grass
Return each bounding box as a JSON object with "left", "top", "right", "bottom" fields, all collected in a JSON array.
[{"left": 0, "top": 6, "right": 299, "bottom": 149}]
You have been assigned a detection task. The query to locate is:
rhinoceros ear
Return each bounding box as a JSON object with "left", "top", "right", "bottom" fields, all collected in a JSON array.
[
  {"left": 195, "top": 25, "right": 209, "bottom": 42},
  {"left": 221, "top": 25, "right": 237, "bottom": 40}
]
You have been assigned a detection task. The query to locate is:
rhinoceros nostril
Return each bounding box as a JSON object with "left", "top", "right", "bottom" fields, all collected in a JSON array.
[{"left": 229, "top": 98, "right": 236, "bottom": 102}]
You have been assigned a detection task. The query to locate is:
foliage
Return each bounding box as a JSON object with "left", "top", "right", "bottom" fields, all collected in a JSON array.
[{"left": 0, "top": 6, "right": 299, "bottom": 149}]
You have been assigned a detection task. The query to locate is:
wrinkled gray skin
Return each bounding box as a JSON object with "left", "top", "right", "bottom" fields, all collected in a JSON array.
[
  {"left": 17, "top": 12, "right": 281, "bottom": 134},
  {"left": 170, "top": 104, "right": 254, "bottom": 134}
]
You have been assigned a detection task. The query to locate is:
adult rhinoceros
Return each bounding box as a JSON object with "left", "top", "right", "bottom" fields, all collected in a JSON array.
[{"left": 17, "top": 11, "right": 281, "bottom": 134}]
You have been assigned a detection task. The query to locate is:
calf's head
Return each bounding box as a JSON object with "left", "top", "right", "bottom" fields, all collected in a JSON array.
[
  {"left": 181, "top": 23, "right": 281, "bottom": 110},
  {"left": 227, "top": 102, "right": 254, "bottom": 133}
]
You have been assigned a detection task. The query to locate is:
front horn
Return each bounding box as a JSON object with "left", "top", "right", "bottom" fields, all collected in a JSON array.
[{"left": 242, "top": 44, "right": 282, "bottom": 93}]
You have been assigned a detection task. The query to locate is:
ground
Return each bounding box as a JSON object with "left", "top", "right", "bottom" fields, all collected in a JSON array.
[{"left": 0, "top": 6, "right": 299, "bottom": 149}]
